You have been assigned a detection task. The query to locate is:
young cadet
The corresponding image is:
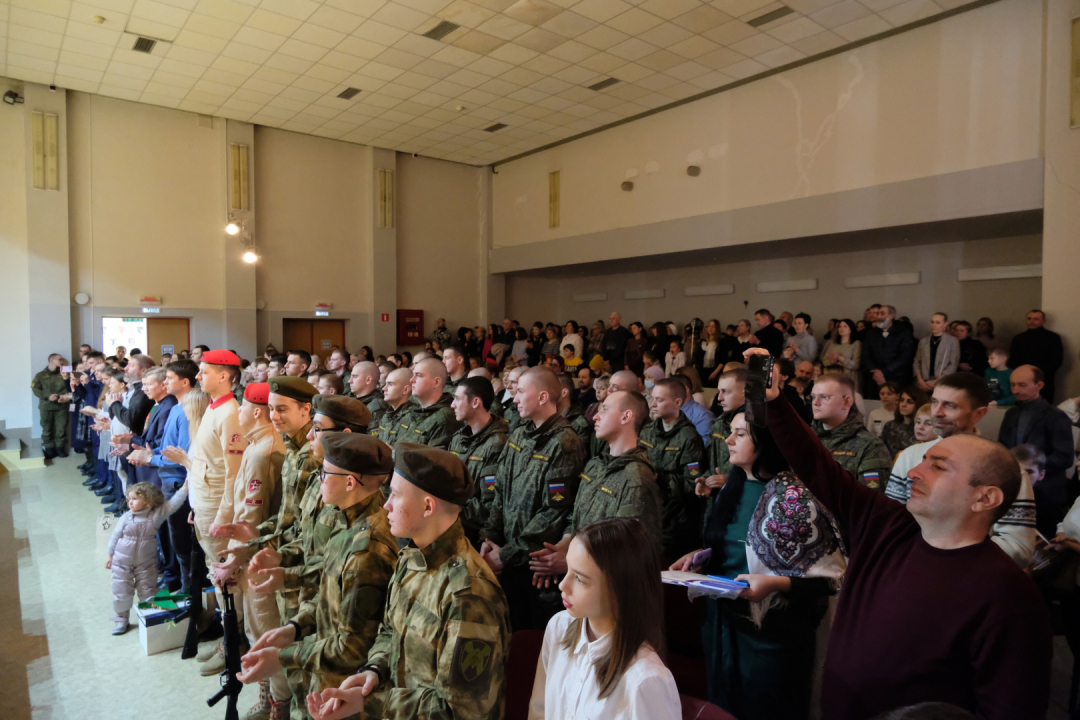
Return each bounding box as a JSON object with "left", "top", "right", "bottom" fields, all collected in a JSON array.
[
  {"left": 638, "top": 378, "right": 707, "bottom": 563},
  {"left": 529, "top": 390, "right": 660, "bottom": 586},
  {"left": 406, "top": 359, "right": 462, "bottom": 448},
  {"left": 556, "top": 374, "right": 592, "bottom": 450},
  {"left": 467, "top": 367, "right": 504, "bottom": 421},
  {"left": 306, "top": 444, "right": 510, "bottom": 720},
  {"left": 809, "top": 374, "right": 892, "bottom": 491},
  {"left": 443, "top": 345, "right": 469, "bottom": 392},
  {"left": 479, "top": 367, "right": 586, "bottom": 631},
  {"left": 238, "top": 433, "right": 398, "bottom": 715},
  {"left": 346, "top": 361, "right": 388, "bottom": 423},
  {"left": 372, "top": 368, "right": 415, "bottom": 445},
  {"left": 448, "top": 377, "right": 510, "bottom": 548},
  {"left": 699, "top": 368, "right": 746, "bottom": 498},
  {"left": 500, "top": 366, "right": 525, "bottom": 434}
]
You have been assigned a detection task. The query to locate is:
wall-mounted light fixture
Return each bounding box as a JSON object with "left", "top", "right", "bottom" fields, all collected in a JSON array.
[
  {"left": 225, "top": 216, "right": 257, "bottom": 263},
  {"left": 3, "top": 90, "right": 24, "bottom": 105}
]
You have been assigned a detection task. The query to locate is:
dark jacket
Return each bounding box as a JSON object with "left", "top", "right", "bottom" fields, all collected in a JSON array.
[
  {"left": 998, "top": 397, "right": 1075, "bottom": 501},
  {"left": 109, "top": 381, "right": 155, "bottom": 436},
  {"left": 958, "top": 337, "right": 988, "bottom": 377},
  {"left": 601, "top": 325, "right": 632, "bottom": 370},
  {"left": 1008, "top": 327, "right": 1064, "bottom": 401},
  {"left": 132, "top": 394, "right": 178, "bottom": 450},
  {"left": 754, "top": 325, "right": 785, "bottom": 358},
  {"left": 862, "top": 320, "right": 916, "bottom": 387}
]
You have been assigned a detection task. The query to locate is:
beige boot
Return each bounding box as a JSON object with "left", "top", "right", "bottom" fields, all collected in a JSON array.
[
  {"left": 199, "top": 643, "right": 226, "bottom": 676},
  {"left": 195, "top": 641, "right": 222, "bottom": 663},
  {"left": 268, "top": 694, "right": 289, "bottom": 720},
  {"left": 241, "top": 680, "right": 271, "bottom": 720}
]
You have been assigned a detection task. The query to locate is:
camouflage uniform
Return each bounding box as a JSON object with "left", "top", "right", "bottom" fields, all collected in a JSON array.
[
  {"left": 705, "top": 410, "right": 738, "bottom": 480},
  {"left": 639, "top": 414, "right": 707, "bottom": 561},
  {"left": 279, "top": 490, "right": 398, "bottom": 703},
  {"left": 561, "top": 404, "right": 593, "bottom": 451},
  {"left": 481, "top": 412, "right": 584, "bottom": 630},
  {"left": 31, "top": 366, "right": 69, "bottom": 455},
  {"left": 279, "top": 471, "right": 346, "bottom": 601},
  {"left": 404, "top": 394, "right": 462, "bottom": 449},
  {"left": 448, "top": 418, "right": 510, "bottom": 549},
  {"left": 812, "top": 415, "right": 892, "bottom": 490},
  {"left": 372, "top": 403, "right": 415, "bottom": 446},
  {"left": 445, "top": 375, "right": 466, "bottom": 394},
  {"left": 363, "top": 520, "right": 510, "bottom": 720},
  {"left": 570, "top": 446, "right": 662, "bottom": 549},
  {"left": 501, "top": 395, "right": 521, "bottom": 434},
  {"left": 357, "top": 389, "right": 389, "bottom": 428},
  {"left": 488, "top": 397, "right": 504, "bottom": 421}
]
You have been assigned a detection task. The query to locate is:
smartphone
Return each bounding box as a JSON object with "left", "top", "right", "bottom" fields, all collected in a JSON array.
[
  {"left": 747, "top": 354, "right": 774, "bottom": 389},
  {"left": 691, "top": 548, "right": 712, "bottom": 570},
  {"left": 61, "top": 365, "right": 73, "bottom": 373},
  {"left": 744, "top": 354, "right": 774, "bottom": 427}
]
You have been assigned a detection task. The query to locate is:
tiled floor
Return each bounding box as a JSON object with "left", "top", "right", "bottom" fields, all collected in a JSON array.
[{"left": 0, "top": 456, "right": 1075, "bottom": 719}]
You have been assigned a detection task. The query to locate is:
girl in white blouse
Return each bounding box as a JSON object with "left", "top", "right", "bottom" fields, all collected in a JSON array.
[{"left": 527, "top": 517, "right": 681, "bottom": 720}]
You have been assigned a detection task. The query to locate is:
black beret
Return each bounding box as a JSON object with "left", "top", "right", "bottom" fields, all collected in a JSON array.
[
  {"left": 267, "top": 376, "right": 317, "bottom": 403},
  {"left": 322, "top": 432, "right": 394, "bottom": 476},
  {"left": 313, "top": 394, "right": 372, "bottom": 430},
  {"left": 393, "top": 442, "right": 474, "bottom": 506}
]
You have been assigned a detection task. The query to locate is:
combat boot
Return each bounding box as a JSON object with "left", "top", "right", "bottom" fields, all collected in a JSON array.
[
  {"left": 196, "top": 640, "right": 222, "bottom": 663},
  {"left": 241, "top": 680, "right": 271, "bottom": 720},
  {"left": 199, "top": 643, "right": 226, "bottom": 676},
  {"left": 268, "top": 695, "right": 288, "bottom": 720}
]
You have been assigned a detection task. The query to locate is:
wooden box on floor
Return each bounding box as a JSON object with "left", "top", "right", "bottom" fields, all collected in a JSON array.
[{"left": 136, "top": 603, "right": 189, "bottom": 655}]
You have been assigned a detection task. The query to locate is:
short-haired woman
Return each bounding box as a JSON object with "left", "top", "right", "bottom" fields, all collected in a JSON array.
[{"left": 528, "top": 517, "right": 680, "bottom": 720}]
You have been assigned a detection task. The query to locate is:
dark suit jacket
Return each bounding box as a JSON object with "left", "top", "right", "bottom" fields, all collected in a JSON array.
[
  {"left": 132, "top": 394, "right": 178, "bottom": 451},
  {"left": 108, "top": 381, "right": 155, "bottom": 436},
  {"left": 863, "top": 321, "right": 916, "bottom": 386},
  {"left": 999, "top": 397, "right": 1075, "bottom": 498}
]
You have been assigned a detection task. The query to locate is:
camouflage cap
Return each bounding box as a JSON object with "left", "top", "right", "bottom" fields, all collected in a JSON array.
[
  {"left": 393, "top": 442, "right": 474, "bottom": 506},
  {"left": 267, "top": 375, "right": 317, "bottom": 403},
  {"left": 313, "top": 394, "right": 372, "bottom": 429},
  {"left": 322, "top": 432, "right": 394, "bottom": 476}
]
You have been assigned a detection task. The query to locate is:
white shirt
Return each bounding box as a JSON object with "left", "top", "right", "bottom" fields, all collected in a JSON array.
[
  {"left": 866, "top": 406, "right": 893, "bottom": 437},
  {"left": 565, "top": 333, "right": 584, "bottom": 361},
  {"left": 527, "top": 611, "right": 681, "bottom": 720}
]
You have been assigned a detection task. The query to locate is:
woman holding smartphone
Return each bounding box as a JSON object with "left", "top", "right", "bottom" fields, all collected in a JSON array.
[
  {"left": 670, "top": 412, "right": 846, "bottom": 720},
  {"left": 529, "top": 517, "right": 680, "bottom": 720}
]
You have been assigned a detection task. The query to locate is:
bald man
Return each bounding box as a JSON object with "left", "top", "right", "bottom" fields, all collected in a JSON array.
[
  {"left": 405, "top": 358, "right": 461, "bottom": 449},
  {"left": 480, "top": 367, "right": 586, "bottom": 631},
  {"left": 372, "top": 368, "right": 415, "bottom": 446},
  {"left": 589, "top": 369, "right": 639, "bottom": 458},
  {"left": 601, "top": 312, "right": 631, "bottom": 371},
  {"left": 347, "top": 361, "right": 389, "bottom": 424},
  {"left": 500, "top": 366, "right": 526, "bottom": 433}
]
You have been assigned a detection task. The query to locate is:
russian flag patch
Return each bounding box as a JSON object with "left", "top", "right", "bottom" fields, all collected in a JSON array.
[
  {"left": 483, "top": 476, "right": 496, "bottom": 488},
  {"left": 548, "top": 483, "right": 565, "bottom": 494},
  {"left": 687, "top": 462, "right": 699, "bottom": 470},
  {"left": 864, "top": 471, "right": 881, "bottom": 487}
]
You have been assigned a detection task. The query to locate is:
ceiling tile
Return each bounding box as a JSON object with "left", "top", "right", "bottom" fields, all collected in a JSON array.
[
  {"left": 259, "top": 0, "right": 320, "bottom": 22},
  {"left": 476, "top": 14, "right": 533, "bottom": 39},
  {"left": 221, "top": 39, "right": 273, "bottom": 63},
  {"left": 668, "top": 34, "right": 718, "bottom": 58},
  {"left": 860, "top": 0, "right": 906, "bottom": 10},
  {"left": 452, "top": 29, "right": 508, "bottom": 54},
  {"left": 575, "top": 24, "right": 628, "bottom": 49},
  {"left": 336, "top": 36, "right": 388, "bottom": 60},
  {"left": 608, "top": 36, "right": 656, "bottom": 61},
  {"left": 515, "top": 26, "right": 567, "bottom": 51},
  {"left": 488, "top": 40, "right": 538, "bottom": 63},
  {"left": 637, "top": 47, "right": 684, "bottom": 70},
  {"left": 131, "top": 0, "right": 191, "bottom": 28},
  {"left": 62, "top": 36, "right": 116, "bottom": 58},
  {"left": 175, "top": 28, "right": 229, "bottom": 53},
  {"left": 438, "top": 0, "right": 498, "bottom": 28},
  {"left": 810, "top": 0, "right": 868, "bottom": 28},
  {"left": 701, "top": 18, "right": 756, "bottom": 44},
  {"left": 728, "top": 31, "right": 781, "bottom": 56},
  {"left": 608, "top": 60, "right": 651, "bottom": 81},
  {"left": 246, "top": 8, "right": 302, "bottom": 36},
  {"left": 639, "top": 0, "right": 699, "bottom": 21},
  {"left": 607, "top": 7, "right": 664, "bottom": 35},
  {"left": 547, "top": 38, "right": 598, "bottom": 62},
  {"left": 503, "top": 0, "right": 564, "bottom": 26},
  {"left": 540, "top": 10, "right": 597, "bottom": 38},
  {"left": 686, "top": 69, "right": 733, "bottom": 88},
  {"left": 370, "top": 2, "right": 430, "bottom": 31},
  {"left": 193, "top": 0, "right": 255, "bottom": 24},
  {"left": 710, "top": 0, "right": 772, "bottom": 17},
  {"left": 292, "top": 23, "right": 347, "bottom": 49},
  {"left": 789, "top": 28, "right": 843, "bottom": 54},
  {"left": 572, "top": 0, "right": 632, "bottom": 23},
  {"left": 10, "top": 39, "right": 60, "bottom": 62},
  {"left": 637, "top": 21, "right": 693, "bottom": 47},
  {"left": 10, "top": 7, "right": 68, "bottom": 34},
  {"left": 832, "top": 12, "right": 890, "bottom": 40},
  {"left": 232, "top": 25, "right": 287, "bottom": 51},
  {"left": 879, "top": 0, "right": 941, "bottom": 26},
  {"left": 577, "top": 50, "right": 623, "bottom": 72},
  {"left": 767, "top": 15, "right": 824, "bottom": 43}
]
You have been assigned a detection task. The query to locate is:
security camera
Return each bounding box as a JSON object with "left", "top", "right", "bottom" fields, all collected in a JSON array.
[{"left": 49, "top": 84, "right": 57, "bottom": 92}]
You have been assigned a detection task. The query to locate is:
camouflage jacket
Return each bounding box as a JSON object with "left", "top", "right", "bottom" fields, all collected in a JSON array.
[
  {"left": 357, "top": 389, "right": 390, "bottom": 428},
  {"left": 249, "top": 423, "right": 319, "bottom": 553},
  {"left": 570, "top": 446, "right": 662, "bottom": 546},
  {"left": 403, "top": 394, "right": 461, "bottom": 449},
  {"left": 280, "top": 489, "right": 398, "bottom": 694},
  {"left": 562, "top": 403, "right": 593, "bottom": 451},
  {"left": 365, "top": 520, "right": 510, "bottom": 720},
  {"left": 448, "top": 417, "right": 510, "bottom": 547},
  {"left": 639, "top": 414, "right": 707, "bottom": 558},
  {"left": 31, "top": 367, "right": 67, "bottom": 408},
  {"left": 279, "top": 469, "right": 346, "bottom": 600},
  {"left": 705, "top": 410, "right": 738, "bottom": 480},
  {"left": 445, "top": 375, "right": 466, "bottom": 393},
  {"left": 812, "top": 415, "right": 893, "bottom": 491},
  {"left": 480, "top": 412, "right": 585, "bottom": 569},
  {"left": 489, "top": 396, "right": 504, "bottom": 421},
  {"left": 372, "top": 403, "right": 415, "bottom": 446},
  {"left": 501, "top": 395, "right": 522, "bottom": 434}
]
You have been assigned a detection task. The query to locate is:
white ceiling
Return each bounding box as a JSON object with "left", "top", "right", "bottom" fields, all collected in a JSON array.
[{"left": 1, "top": 0, "right": 973, "bottom": 165}]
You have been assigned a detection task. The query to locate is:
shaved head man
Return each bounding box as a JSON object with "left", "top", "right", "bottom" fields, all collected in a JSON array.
[
  {"left": 407, "top": 358, "right": 460, "bottom": 448},
  {"left": 348, "top": 360, "right": 389, "bottom": 424},
  {"left": 372, "top": 368, "right": 415, "bottom": 446}
]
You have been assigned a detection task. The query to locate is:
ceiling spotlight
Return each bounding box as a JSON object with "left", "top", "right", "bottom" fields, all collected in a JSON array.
[
  {"left": 225, "top": 222, "right": 240, "bottom": 235},
  {"left": 3, "top": 90, "right": 24, "bottom": 105},
  {"left": 242, "top": 251, "right": 258, "bottom": 264}
]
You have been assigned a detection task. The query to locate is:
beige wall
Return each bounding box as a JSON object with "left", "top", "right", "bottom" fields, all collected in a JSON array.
[
  {"left": 396, "top": 154, "right": 485, "bottom": 345},
  {"left": 506, "top": 235, "right": 1043, "bottom": 345},
  {"left": 0, "top": 77, "right": 34, "bottom": 428},
  {"left": 492, "top": 0, "right": 1043, "bottom": 249}
]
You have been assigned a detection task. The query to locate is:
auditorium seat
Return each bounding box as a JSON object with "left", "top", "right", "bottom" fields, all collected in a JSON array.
[
  {"left": 680, "top": 694, "right": 737, "bottom": 720},
  {"left": 504, "top": 629, "right": 545, "bottom": 720}
]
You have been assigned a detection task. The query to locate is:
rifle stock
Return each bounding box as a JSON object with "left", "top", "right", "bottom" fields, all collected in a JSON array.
[{"left": 207, "top": 564, "right": 243, "bottom": 720}]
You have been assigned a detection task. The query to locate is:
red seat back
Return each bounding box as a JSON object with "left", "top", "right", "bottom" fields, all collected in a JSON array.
[
  {"left": 681, "top": 693, "right": 738, "bottom": 720},
  {"left": 504, "top": 629, "right": 545, "bottom": 720}
]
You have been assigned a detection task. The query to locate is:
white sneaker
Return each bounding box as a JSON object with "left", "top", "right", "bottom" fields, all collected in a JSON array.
[{"left": 111, "top": 621, "right": 128, "bottom": 636}]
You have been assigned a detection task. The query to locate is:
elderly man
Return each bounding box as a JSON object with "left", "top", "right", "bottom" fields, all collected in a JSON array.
[
  {"left": 749, "top": 349, "right": 1051, "bottom": 720},
  {"left": 863, "top": 305, "right": 916, "bottom": 398},
  {"left": 601, "top": 312, "right": 631, "bottom": 371}
]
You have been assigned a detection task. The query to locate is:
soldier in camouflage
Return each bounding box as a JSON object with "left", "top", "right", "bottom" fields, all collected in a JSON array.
[
  {"left": 479, "top": 367, "right": 585, "bottom": 631},
  {"left": 700, "top": 368, "right": 747, "bottom": 498},
  {"left": 237, "top": 433, "right": 398, "bottom": 719},
  {"left": 557, "top": 374, "right": 593, "bottom": 451},
  {"left": 447, "top": 377, "right": 509, "bottom": 548},
  {"left": 442, "top": 345, "right": 469, "bottom": 393},
  {"left": 809, "top": 374, "right": 892, "bottom": 490},
  {"left": 31, "top": 353, "right": 71, "bottom": 458},
  {"left": 530, "top": 390, "right": 661, "bottom": 587},
  {"left": 499, "top": 366, "right": 525, "bottom": 434},
  {"left": 347, "top": 362, "right": 389, "bottom": 425},
  {"left": 405, "top": 358, "right": 461, "bottom": 449},
  {"left": 467, "top": 367, "right": 504, "bottom": 421},
  {"left": 638, "top": 378, "right": 707, "bottom": 563},
  {"left": 305, "top": 444, "right": 510, "bottom": 720},
  {"left": 371, "top": 368, "right": 415, "bottom": 446},
  {"left": 586, "top": 370, "right": 639, "bottom": 460}
]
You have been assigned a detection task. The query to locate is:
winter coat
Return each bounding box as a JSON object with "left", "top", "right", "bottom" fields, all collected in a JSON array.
[{"left": 108, "top": 486, "right": 189, "bottom": 567}]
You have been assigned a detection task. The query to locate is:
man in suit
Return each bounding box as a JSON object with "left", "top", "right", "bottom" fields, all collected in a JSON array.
[
  {"left": 913, "top": 312, "right": 961, "bottom": 392},
  {"left": 863, "top": 304, "right": 916, "bottom": 399},
  {"left": 998, "top": 365, "right": 1075, "bottom": 533},
  {"left": 107, "top": 353, "right": 156, "bottom": 436},
  {"left": 1008, "top": 310, "right": 1064, "bottom": 401}
]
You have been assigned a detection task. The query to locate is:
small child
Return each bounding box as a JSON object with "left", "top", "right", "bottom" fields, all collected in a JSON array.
[
  {"left": 867, "top": 382, "right": 900, "bottom": 437},
  {"left": 913, "top": 404, "right": 936, "bottom": 443},
  {"left": 561, "top": 344, "right": 583, "bottom": 370},
  {"left": 664, "top": 341, "right": 686, "bottom": 377},
  {"left": 1011, "top": 444, "right": 1046, "bottom": 484},
  {"left": 586, "top": 375, "right": 610, "bottom": 425},
  {"left": 106, "top": 481, "right": 189, "bottom": 636},
  {"left": 985, "top": 348, "right": 1015, "bottom": 406}
]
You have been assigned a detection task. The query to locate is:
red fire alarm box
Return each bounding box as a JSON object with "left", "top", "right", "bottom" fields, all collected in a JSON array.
[{"left": 397, "top": 309, "right": 424, "bottom": 346}]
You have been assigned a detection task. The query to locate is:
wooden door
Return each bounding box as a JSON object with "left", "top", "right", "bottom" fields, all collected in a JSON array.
[
  {"left": 281, "top": 320, "right": 345, "bottom": 354},
  {"left": 283, "top": 319, "right": 314, "bottom": 354},
  {"left": 147, "top": 318, "right": 190, "bottom": 361}
]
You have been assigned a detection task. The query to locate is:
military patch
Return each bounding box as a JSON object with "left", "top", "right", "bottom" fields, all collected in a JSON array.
[
  {"left": 469, "top": 455, "right": 484, "bottom": 462},
  {"left": 532, "top": 453, "right": 549, "bottom": 462},
  {"left": 248, "top": 479, "right": 262, "bottom": 493},
  {"left": 451, "top": 638, "right": 494, "bottom": 686},
  {"left": 639, "top": 439, "right": 654, "bottom": 448},
  {"left": 549, "top": 482, "right": 565, "bottom": 494},
  {"left": 450, "top": 450, "right": 462, "bottom": 457},
  {"left": 711, "top": 433, "right": 725, "bottom": 440},
  {"left": 483, "top": 476, "right": 496, "bottom": 489},
  {"left": 665, "top": 446, "right": 680, "bottom": 452},
  {"left": 552, "top": 493, "right": 564, "bottom": 502},
  {"left": 508, "top": 441, "right": 522, "bottom": 451},
  {"left": 863, "top": 471, "right": 880, "bottom": 488},
  {"left": 687, "top": 461, "right": 700, "bottom": 476},
  {"left": 245, "top": 498, "right": 263, "bottom": 506},
  {"left": 231, "top": 434, "right": 241, "bottom": 444},
  {"left": 600, "top": 486, "right": 613, "bottom": 495},
  {"left": 833, "top": 450, "right": 856, "bottom": 457},
  {"left": 580, "top": 473, "right": 592, "bottom": 482}
]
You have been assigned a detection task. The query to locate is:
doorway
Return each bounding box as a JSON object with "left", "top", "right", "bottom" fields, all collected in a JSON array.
[
  {"left": 147, "top": 318, "right": 191, "bottom": 361},
  {"left": 282, "top": 319, "right": 345, "bottom": 355}
]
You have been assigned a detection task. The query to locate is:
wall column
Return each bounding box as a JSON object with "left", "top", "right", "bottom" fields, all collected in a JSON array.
[
  {"left": 1041, "top": 0, "right": 1080, "bottom": 399},
  {"left": 370, "top": 148, "right": 397, "bottom": 353},
  {"left": 224, "top": 120, "right": 257, "bottom": 358}
]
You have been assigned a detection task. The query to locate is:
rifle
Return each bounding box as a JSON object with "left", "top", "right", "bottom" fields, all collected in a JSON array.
[
  {"left": 181, "top": 525, "right": 203, "bottom": 659},
  {"left": 207, "top": 565, "right": 243, "bottom": 720}
]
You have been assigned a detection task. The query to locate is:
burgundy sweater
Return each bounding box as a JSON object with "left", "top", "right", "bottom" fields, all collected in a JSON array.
[{"left": 767, "top": 393, "right": 1051, "bottom": 720}]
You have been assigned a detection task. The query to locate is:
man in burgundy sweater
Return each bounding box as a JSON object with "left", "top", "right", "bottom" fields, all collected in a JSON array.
[{"left": 747, "top": 349, "right": 1051, "bottom": 719}]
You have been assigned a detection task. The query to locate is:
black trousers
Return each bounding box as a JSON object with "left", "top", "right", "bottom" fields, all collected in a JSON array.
[
  {"left": 500, "top": 565, "right": 562, "bottom": 633},
  {"left": 163, "top": 479, "right": 193, "bottom": 592}
]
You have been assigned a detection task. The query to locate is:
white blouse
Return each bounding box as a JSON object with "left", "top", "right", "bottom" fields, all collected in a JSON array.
[{"left": 527, "top": 611, "right": 681, "bottom": 720}]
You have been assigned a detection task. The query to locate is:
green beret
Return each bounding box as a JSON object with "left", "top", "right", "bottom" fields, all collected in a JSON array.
[
  {"left": 322, "top": 432, "right": 394, "bottom": 476},
  {"left": 393, "top": 442, "right": 474, "bottom": 506},
  {"left": 313, "top": 394, "right": 372, "bottom": 430},
  {"left": 267, "top": 376, "right": 316, "bottom": 403}
]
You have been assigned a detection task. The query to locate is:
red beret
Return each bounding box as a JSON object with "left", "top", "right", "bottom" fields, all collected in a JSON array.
[
  {"left": 243, "top": 382, "right": 270, "bottom": 404},
  {"left": 201, "top": 349, "right": 241, "bottom": 366}
]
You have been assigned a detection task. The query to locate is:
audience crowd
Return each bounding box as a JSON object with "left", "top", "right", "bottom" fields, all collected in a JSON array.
[{"left": 29, "top": 301, "right": 1080, "bottom": 720}]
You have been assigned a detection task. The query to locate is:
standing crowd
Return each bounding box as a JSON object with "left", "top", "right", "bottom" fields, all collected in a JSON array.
[{"left": 29, "top": 301, "right": 1079, "bottom": 720}]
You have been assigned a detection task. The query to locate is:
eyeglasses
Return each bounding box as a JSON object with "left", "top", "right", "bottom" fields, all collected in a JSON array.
[
  {"left": 319, "top": 470, "right": 354, "bottom": 483},
  {"left": 809, "top": 394, "right": 836, "bottom": 404}
]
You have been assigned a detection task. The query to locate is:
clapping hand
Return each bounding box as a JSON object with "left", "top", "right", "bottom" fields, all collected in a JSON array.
[
  {"left": 249, "top": 567, "right": 285, "bottom": 594},
  {"left": 307, "top": 671, "right": 379, "bottom": 720},
  {"left": 479, "top": 540, "right": 503, "bottom": 575},
  {"left": 529, "top": 542, "right": 568, "bottom": 588}
]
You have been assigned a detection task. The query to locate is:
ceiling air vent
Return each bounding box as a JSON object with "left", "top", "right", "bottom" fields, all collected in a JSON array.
[
  {"left": 423, "top": 21, "right": 460, "bottom": 41},
  {"left": 337, "top": 87, "right": 362, "bottom": 100},
  {"left": 132, "top": 36, "right": 157, "bottom": 53},
  {"left": 747, "top": 5, "right": 794, "bottom": 27},
  {"left": 587, "top": 77, "right": 620, "bottom": 91},
  {"left": 483, "top": 123, "right": 508, "bottom": 132}
]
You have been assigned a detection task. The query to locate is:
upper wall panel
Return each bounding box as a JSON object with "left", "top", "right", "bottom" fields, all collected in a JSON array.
[{"left": 491, "top": 0, "right": 1043, "bottom": 249}]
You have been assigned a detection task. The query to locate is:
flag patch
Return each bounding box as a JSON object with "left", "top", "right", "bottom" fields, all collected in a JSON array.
[
  {"left": 483, "top": 476, "right": 495, "bottom": 488},
  {"left": 548, "top": 483, "right": 565, "bottom": 494}
]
